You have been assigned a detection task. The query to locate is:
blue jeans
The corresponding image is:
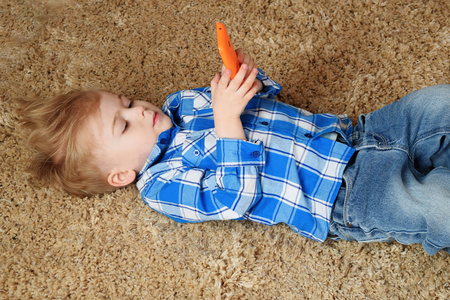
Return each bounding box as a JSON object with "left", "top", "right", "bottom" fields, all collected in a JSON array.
[{"left": 329, "top": 84, "right": 450, "bottom": 255}]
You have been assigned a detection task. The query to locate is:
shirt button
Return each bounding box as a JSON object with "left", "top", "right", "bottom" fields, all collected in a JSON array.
[
  {"left": 251, "top": 151, "right": 260, "bottom": 158},
  {"left": 260, "top": 121, "right": 269, "bottom": 126},
  {"left": 304, "top": 133, "right": 313, "bottom": 138},
  {"left": 160, "top": 138, "right": 167, "bottom": 144},
  {"left": 193, "top": 150, "right": 200, "bottom": 156}
]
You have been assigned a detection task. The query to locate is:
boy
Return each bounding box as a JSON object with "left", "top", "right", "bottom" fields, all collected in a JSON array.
[{"left": 19, "top": 50, "right": 450, "bottom": 255}]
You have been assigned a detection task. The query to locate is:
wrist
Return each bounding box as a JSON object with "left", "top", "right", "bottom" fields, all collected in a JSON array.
[
  {"left": 215, "top": 118, "right": 246, "bottom": 140},
  {"left": 255, "top": 79, "right": 263, "bottom": 93}
]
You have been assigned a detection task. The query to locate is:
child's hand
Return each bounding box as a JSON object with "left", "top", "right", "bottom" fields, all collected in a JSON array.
[
  {"left": 221, "top": 49, "right": 263, "bottom": 93},
  {"left": 211, "top": 63, "right": 259, "bottom": 140}
]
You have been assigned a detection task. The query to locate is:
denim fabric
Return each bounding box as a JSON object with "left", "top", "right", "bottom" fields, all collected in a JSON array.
[{"left": 329, "top": 84, "right": 450, "bottom": 255}]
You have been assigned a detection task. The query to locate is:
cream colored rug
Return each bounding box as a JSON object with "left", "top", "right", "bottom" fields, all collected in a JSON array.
[{"left": 1, "top": 0, "right": 449, "bottom": 298}]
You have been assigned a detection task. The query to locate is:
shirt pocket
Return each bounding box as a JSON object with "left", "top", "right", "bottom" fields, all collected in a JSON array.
[{"left": 182, "top": 129, "right": 218, "bottom": 169}]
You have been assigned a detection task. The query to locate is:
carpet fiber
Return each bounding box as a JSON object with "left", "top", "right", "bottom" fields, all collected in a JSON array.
[{"left": 1, "top": 0, "right": 449, "bottom": 298}]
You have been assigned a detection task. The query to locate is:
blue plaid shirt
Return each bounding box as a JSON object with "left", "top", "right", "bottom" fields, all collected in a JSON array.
[{"left": 137, "top": 70, "right": 355, "bottom": 242}]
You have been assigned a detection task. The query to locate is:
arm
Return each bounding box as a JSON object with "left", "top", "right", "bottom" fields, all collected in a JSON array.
[
  {"left": 139, "top": 51, "right": 270, "bottom": 223},
  {"left": 138, "top": 138, "right": 265, "bottom": 222}
]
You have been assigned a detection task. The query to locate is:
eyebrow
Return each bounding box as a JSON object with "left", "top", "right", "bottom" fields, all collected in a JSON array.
[{"left": 111, "top": 95, "right": 123, "bottom": 136}]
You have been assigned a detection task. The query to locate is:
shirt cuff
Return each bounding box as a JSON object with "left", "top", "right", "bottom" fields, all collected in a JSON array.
[
  {"left": 216, "top": 138, "right": 265, "bottom": 168},
  {"left": 255, "top": 69, "right": 282, "bottom": 98}
]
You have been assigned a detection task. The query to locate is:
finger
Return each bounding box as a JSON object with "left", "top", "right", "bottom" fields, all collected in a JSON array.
[
  {"left": 221, "top": 64, "right": 226, "bottom": 75},
  {"left": 243, "top": 81, "right": 259, "bottom": 101},
  {"left": 210, "top": 73, "right": 220, "bottom": 93},
  {"left": 239, "top": 53, "right": 256, "bottom": 79},
  {"left": 218, "top": 68, "right": 232, "bottom": 89},
  {"left": 236, "top": 49, "right": 244, "bottom": 63},
  {"left": 241, "top": 52, "right": 251, "bottom": 66},
  {"left": 227, "top": 64, "right": 248, "bottom": 91},
  {"left": 238, "top": 67, "right": 259, "bottom": 94},
  {"left": 245, "top": 61, "right": 256, "bottom": 80},
  {"left": 247, "top": 56, "right": 256, "bottom": 72}
]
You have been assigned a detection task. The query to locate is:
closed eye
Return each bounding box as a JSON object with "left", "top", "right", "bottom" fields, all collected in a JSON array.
[
  {"left": 123, "top": 120, "right": 129, "bottom": 133},
  {"left": 124, "top": 99, "right": 132, "bottom": 132},
  {"left": 118, "top": 95, "right": 133, "bottom": 109}
]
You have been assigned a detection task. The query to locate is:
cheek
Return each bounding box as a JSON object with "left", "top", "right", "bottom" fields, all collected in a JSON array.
[
  {"left": 161, "top": 115, "right": 174, "bottom": 131},
  {"left": 138, "top": 139, "right": 156, "bottom": 163},
  {"left": 140, "top": 131, "right": 158, "bottom": 151}
]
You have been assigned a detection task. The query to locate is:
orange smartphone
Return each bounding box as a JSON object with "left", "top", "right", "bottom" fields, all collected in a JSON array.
[{"left": 216, "top": 22, "right": 240, "bottom": 79}]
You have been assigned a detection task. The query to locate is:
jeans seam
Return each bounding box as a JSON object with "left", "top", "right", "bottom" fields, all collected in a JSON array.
[
  {"left": 342, "top": 173, "right": 352, "bottom": 226},
  {"left": 424, "top": 237, "right": 446, "bottom": 249},
  {"left": 407, "top": 129, "right": 450, "bottom": 165},
  {"left": 354, "top": 139, "right": 412, "bottom": 162},
  {"left": 411, "top": 129, "right": 450, "bottom": 151}
]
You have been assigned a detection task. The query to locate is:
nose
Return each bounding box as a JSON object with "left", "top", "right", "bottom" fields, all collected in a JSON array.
[{"left": 131, "top": 105, "right": 145, "bottom": 118}]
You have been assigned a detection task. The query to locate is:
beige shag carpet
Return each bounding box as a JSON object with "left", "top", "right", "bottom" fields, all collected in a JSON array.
[{"left": 1, "top": 0, "right": 449, "bottom": 298}]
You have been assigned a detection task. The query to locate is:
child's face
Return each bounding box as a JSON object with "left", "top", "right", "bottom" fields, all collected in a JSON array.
[{"left": 90, "top": 91, "right": 173, "bottom": 182}]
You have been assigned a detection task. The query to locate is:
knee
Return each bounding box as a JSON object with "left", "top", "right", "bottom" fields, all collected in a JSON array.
[
  {"left": 402, "top": 84, "right": 450, "bottom": 118},
  {"left": 411, "top": 84, "right": 450, "bottom": 109},
  {"left": 418, "top": 84, "right": 450, "bottom": 99}
]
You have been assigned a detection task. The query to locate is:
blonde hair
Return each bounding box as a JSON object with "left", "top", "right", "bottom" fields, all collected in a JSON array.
[{"left": 18, "top": 90, "right": 116, "bottom": 196}]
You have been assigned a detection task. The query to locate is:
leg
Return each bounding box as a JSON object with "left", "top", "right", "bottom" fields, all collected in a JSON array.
[{"left": 330, "top": 84, "right": 450, "bottom": 255}]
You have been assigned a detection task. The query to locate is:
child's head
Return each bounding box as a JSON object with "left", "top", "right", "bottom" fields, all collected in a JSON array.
[{"left": 19, "top": 90, "right": 173, "bottom": 196}]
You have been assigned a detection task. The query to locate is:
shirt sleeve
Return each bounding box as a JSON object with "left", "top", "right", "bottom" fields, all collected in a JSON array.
[
  {"left": 213, "top": 138, "right": 265, "bottom": 215},
  {"left": 137, "top": 139, "right": 266, "bottom": 223},
  {"left": 255, "top": 68, "right": 282, "bottom": 99}
]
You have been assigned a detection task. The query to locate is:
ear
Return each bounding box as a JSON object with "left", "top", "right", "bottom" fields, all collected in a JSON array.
[{"left": 107, "top": 169, "right": 136, "bottom": 188}]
